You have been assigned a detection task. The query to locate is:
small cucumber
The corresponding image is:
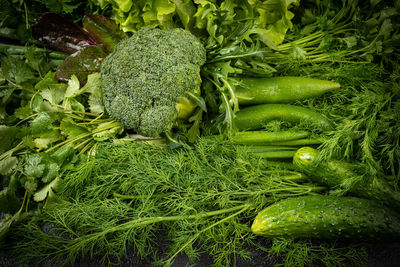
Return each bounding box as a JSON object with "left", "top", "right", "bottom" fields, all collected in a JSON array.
[
  {"left": 231, "top": 130, "right": 310, "bottom": 145},
  {"left": 251, "top": 195, "right": 400, "bottom": 240},
  {"left": 234, "top": 104, "right": 333, "bottom": 131},
  {"left": 237, "top": 76, "right": 340, "bottom": 105},
  {"left": 293, "top": 147, "right": 400, "bottom": 211}
]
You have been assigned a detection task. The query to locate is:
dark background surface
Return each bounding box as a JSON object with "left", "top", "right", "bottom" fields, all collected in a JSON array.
[{"left": 1, "top": 240, "right": 400, "bottom": 266}]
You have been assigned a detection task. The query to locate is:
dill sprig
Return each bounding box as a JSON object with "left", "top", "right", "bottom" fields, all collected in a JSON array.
[
  {"left": 13, "top": 139, "right": 326, "bottom": 266},
  {"left": 266, "top": 238, "right": 368, "bottom": 267}
]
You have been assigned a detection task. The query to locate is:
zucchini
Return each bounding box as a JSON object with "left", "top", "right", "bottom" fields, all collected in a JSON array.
[
  {"left": 251, "top": 195, "right": 400, "bottom": 240},
  {"left": 234, "top": 104, "right": 333, "bottom": 131},
  {"left": 237, "top": 76, "right": 340, "bottom": 105},
  {"left": 293, "top": 147, "right": 400, "bottom": 211}
]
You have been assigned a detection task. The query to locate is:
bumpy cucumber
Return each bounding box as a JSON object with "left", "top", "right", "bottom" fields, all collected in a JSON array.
[
  {"left": 293, "top": 147, "right": 400, "bottom": 211},
  {"left": 251, "top": 195, "right": 400, "bottom": 240},
  {"left": 237, "top": 76, "right": 340, "bottom": 105},
  {"left": 233, "top": 104, "right": 333, "bottom": 131}
]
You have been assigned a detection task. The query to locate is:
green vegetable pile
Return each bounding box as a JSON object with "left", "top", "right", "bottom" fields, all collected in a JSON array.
[{"left": 1, "top": 0, "right": 399, "bottom": 266}]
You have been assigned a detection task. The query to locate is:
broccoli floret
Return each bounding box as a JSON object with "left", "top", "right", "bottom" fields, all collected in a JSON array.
[{"left": 101, "top": 27, "right": 206, "bottom": 137}]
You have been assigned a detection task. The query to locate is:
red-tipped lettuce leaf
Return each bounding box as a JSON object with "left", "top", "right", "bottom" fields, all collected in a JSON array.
[
  {"left": 82, "top": 14, "right": 128, "bottom": 53},
  {"left": 32, "top": 12, "right": 96, "bottom": 55},
  {"left": 56, "top": 45, "right": 105, "bottom": 85}
]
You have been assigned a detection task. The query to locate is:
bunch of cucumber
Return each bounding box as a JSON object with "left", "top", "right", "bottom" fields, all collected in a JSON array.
[
  {"left": 229, "top": 76, "right": 338, "bottom": 160},
  {"left": 237, "top": 77, "right": 400, "bottom": 240},
  {"left": 251, "top": 145, "right": 400, "bottom": 240}
]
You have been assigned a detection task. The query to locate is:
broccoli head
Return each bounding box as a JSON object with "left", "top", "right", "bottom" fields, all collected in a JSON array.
[{"left": 101, "top": 27, "right": 206, "bottom": 137}]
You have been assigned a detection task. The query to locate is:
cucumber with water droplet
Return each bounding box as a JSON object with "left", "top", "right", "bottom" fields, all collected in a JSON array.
[
  {"left": 236, "top": 76, "right": 341, "bottom": 105},
  {"left": 233, "top": 104, "right": 334, "bottom": 131},
  {"left": 251, "top": 195, "right": 400, "bottom": 240},
  {"left": 293, "top": 146, "right": 400, "bottom": 211}
]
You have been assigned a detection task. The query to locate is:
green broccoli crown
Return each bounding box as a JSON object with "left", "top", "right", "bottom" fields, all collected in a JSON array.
[{"left": 101, "top": 27, "right": 206, "bottom": 137}]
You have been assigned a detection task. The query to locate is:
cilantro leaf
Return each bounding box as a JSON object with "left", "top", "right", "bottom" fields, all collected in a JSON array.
[
  {"left": 1, "top": 56, "right": 35, "bottom": 85},
  {"left": 0, "top": 156, "right": 18, "bottom": 176},
  {"left": 24, "top": 154, "right": 45, "bottom": 178},
  {"left": 92, "top": 121, "right": 123, "bottom": 141},
  {"left": 81, "top": 73, "right": 104, "bottom": 114},
  {"left": 60, "top": 118, "right": 89, "bottom": 138},
  {"left": 33, "top": 130, "right": 62, "bottom": 149},
  {"left": 41, "top": 162, "right": 60, "bottom": 183},
  {"left": 33, "top": 177, "right": 60, "bottom": 202},
  {"left": 14, "top": 106, "right": 33, "bottom": 120},
  {"left": 30, "top": 112, "right": 53, "bottom": 137},
  {"left": 36, "top": 71, "right": 67, "bottom": 105},
  {"left": 51, "top": 144, "right": 75, "bottom": 166}
]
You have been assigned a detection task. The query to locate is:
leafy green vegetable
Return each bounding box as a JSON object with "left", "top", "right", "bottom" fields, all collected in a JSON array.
[
  {"left": 1, "top": 56, "right": 36, "bottom": 85},
  {"left": 12, "top": 140, "right": 324, "bottom": 266},
  {"left": 32, "top": 12, "right": 96, "bottom": 55},
  {"left": 81, "top": 73, "right": 104, "bottom": 115},
  {"left": 0, "top": 156, "right": 17, "bottom": 176},
  {"left": 30, "top": 113, "right": 53, "bottom": 136},
  {"left": 267, "top": 238, "right": 367, "bottom": 267},
  {"left": 34, "top": 177, "right": 61, "bottom": 202},
  {"left": 82, "top": 13, "right": 128, "bottom": 53},
  {"left": 55, "top": 46, "right": 105, "bottom": 85}
]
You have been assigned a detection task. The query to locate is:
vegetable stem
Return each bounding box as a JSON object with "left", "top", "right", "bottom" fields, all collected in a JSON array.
[
  {"left": 164, "top": 204, "right": 251, "bottom": 265},
  {"left": 0, "top": 43, "right": 66, "bottom": 59}
]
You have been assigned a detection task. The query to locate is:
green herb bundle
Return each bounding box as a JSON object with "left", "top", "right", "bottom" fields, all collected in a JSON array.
[{"left": 12, "top": 139, "right": 325, "bottom": 266}]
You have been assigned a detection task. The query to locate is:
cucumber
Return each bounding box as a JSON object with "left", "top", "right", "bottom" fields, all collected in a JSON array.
[
  {"left": 251, "top": 195, "right": 400, "bottom": 240},
  {"left": 237, "top": 76, "right": 340, "bottom": 105},
  {"left": 231, "top": 130, "right": 310, "bottom": 145},
  {"left": 293, "top": 147, "right": 400, "bottom": 211},
  {"left": 234, "top": 104, "right": 334, "bottom": 131}
]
